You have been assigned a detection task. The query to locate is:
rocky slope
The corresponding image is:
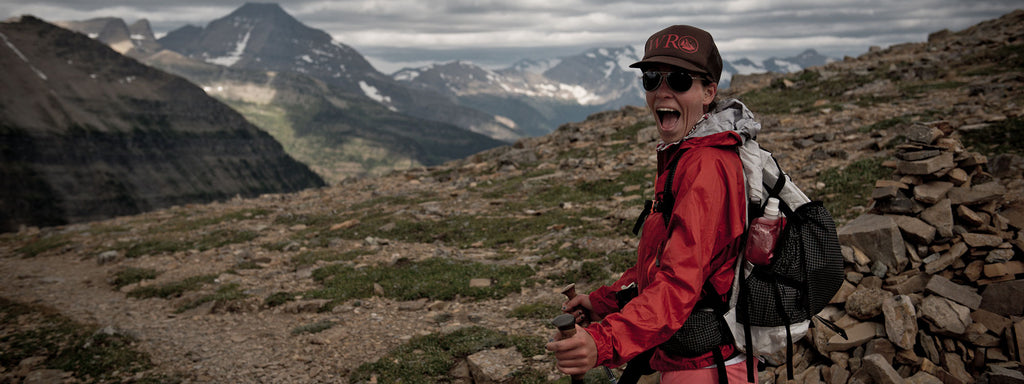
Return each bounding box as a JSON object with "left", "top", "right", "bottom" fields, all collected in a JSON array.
[
  {"left": 1, "top": 9, "right": 1022, "bottom": 384},
  {"left": 0, "top": 16, "right": 325, "bottom": 233}
]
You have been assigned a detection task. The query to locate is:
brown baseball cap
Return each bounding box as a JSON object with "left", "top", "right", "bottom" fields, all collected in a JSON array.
[{"left": 630, "top": 25, "right": 723, "bottom": 83}]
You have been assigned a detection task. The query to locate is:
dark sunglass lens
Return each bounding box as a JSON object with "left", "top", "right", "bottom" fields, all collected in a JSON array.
[
  {"left": 642, "top": 72, "right": 662, "bottom": 91},
  {"left": 666, "top": 72, "right": 694, "bottom": 92}
]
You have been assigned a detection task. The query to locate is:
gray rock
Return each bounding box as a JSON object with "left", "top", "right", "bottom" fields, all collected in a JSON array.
[
  {"left": 980, "top": 279, "right": 1024, "bottom": 317},
  {"left": 826, "top": 322, "right": 884, "bottom": 352},
  {"left": 922, "top": 251, "right": 957, "bottom": 275},
  {"left": 962, "top": 232, "right": 1004, "bottom": 248},
  {"left": 828, "top": 363, "right": 850, "bottom": 384},
  {"left": 914, "top": 181, "right": 954, "bottom": 204},
  {"left": 905, "top": 125, "right": 945, "bottom": 145},
  {"left": 920, "top": 295, "right": 972, "bottom": 335},
  {"left": 838, "top": 214, "right": 908, "bottom": 273},
  {"left": 857, "top": 353, "right": 904, "bottom": 384},
  {"left": 948, "top": 182, "right": 1006, "bottom": 205},
  {"left": 987, "top": 365, "right": 1024, "bottom": 384},
  {"left": 918, "top": 331, "right": 941, "bottom": 363},
  {"left": 846, "top": 288, "right": 892, "bottom": 319},
  {"left": 924, "top": 275, "right": 982, "bottom": 310},
  {"left": 920, "top": 199, "right": 954, "bottom": 238},
  {"left": 897, "top": 152, "right": 954, "bottom": 175},
  {"left": 467, "top": 347, "right": 522, "bottom": 384},
  {"left": 97, "top": 250, "right": 120, "bottom": 265},
  {"left": 906, "top": 371, "right": 943, "bottom": 384},
  {"left": 987, "top": 248, "right": 1015, "bottom": 263},
  {"left": 891, "top": 214, "right": 937, "bottom": 245},
  {"left": 864, "top": 338, "right": 896, "bottom": 365},
  {"left": 882, "top": 295, "right": 917, "bottom": 349}
]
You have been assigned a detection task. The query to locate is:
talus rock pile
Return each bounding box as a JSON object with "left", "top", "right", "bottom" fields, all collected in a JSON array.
[{"left": 770, "top": 120, "right": 1023, "bottom": 384}]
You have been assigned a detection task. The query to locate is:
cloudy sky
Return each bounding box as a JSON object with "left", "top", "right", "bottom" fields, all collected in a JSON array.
[{"left": 2, "top": 0, "right": 1021, "bottom": 73}]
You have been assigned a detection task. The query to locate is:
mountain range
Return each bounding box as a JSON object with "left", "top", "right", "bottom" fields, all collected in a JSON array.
[
  {"left": 53, "top": 2, "right": 833, "bottom": 182},
  {"left": 0, "top": 15, "right": 326, "bottom": 232}
]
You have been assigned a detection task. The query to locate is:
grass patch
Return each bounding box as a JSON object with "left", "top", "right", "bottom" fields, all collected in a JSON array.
[
  {"left": 339, "top": 210, "right": 600, "bottom": 249},
  {"left": 900, "top": 81, "right": 965, "bottom": 96},
  {"left": 114, "top": 229, "right": 259, "bottom": 258},
  {"left": 175, "top": 283, "right": 248, "bottom": 313},
  {"left": 264, "top": 291, "right": 297, "bottom": 308},
  {"left": 193, "top": 229, "right": 259, "bottom": 251},
  {"left": 609, "top": 120, "right": 652, "bottom": 142},
  {"left": 738, "top": 70, "right": 874, "bottom": 115},
  {"left": 0, "top": 297, "right": 176, "bottom": 382},
  {"left": 815, "top": 157, "right": 892, "bottom": 220},
  {"left": 291, "top": 248, "right": 374, "bottom": 267},
  {"left": 15, "top": 234, "right": 71, "bottom": 257},
  {"left": 273, "top": 212, "right": 339, "bottom": 229},
  {"left": 349, "top": 326, "right": 545, "bottom": 384},
  {"left": 553, "top": 260, "right": 614, "bottom": 287},
  {"left": 111, "top": 267, "right": 160, "bottom": 289},
  {"left": 119, "top": 238, "right": 186, "bottom": 258},
  {"left": 291, "top": 320, "right": 336, "bottom": 335},
  {"left": 127, "top": 274, "right": 218, "bottom": 299},
  {"left": 960, "top": 117, "right": 1024, "bottom": 157},
  {"left": 858, "top": 110, "right": 945, "bottom": 133},
  {"left": 154, "top": 209, "right": 271, "bottom": 233},
  {"left": 961, "top": 43, "right": 1024, "bottom": 75},
  {"left": 306, "top": 258, "right": 536, "bottom": 303}
]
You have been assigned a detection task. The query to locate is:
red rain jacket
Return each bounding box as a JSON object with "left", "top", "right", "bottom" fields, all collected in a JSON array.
[{"left": 586, "top": 130, "right": 747, "bottom": 371}]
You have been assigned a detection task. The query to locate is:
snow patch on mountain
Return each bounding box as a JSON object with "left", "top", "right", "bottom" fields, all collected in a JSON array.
[
  {"left": 359, "top": 81, "right": 396, "bottom": 111},
  {"left": 206, "top": 29, "right": 251, "bottom": 66}
]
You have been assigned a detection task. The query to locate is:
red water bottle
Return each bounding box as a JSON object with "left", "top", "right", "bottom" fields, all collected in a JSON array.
[{"left": 746, "top": 197, "right": 783, "bottom": 265}]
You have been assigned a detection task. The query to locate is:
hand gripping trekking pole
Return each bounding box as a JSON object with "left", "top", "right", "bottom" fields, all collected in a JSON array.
[
  {"left": 552, "top": 314, "right": 586, "bottom": 384},
  {"left": 561, "top": 283, "right": 590, "bottom": 325},
  {"left": 561, "top": 284, "right": 619, "bottom": 384}
]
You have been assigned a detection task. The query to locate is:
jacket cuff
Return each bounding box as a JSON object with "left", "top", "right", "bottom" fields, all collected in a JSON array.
[{"left": 583, "top": 325, "right": 617, "bottom": 367}]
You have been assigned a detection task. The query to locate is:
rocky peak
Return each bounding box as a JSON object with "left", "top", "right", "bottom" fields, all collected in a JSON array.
[
  {"left": 0, "top": 16, "right": 325, "bottom": 232},
  {"left": 158, "top": 2, "right": 373, "bottom": 76}
]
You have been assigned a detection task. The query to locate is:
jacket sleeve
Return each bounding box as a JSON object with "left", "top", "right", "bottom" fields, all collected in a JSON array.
[
  {"left": 586, "top": 147, "right": 747, "bottom": 368},
  {"left": 588, "top": 263, "right": 639, "bottom": 317}
]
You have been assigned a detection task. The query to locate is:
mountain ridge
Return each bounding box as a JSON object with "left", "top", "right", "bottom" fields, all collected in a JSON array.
[
  {"left": 0, "top": 15, "right": 326, "bottom": 232},
  {"left": 54, "top": 3, "right": 838, "bottom": 183}
]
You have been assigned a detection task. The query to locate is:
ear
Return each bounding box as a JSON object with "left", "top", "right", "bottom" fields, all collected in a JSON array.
[{"left": 703, "top": 82, "right": 718, "bottom": 106}]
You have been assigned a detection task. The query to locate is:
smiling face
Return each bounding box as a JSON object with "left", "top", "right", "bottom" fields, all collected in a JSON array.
[{"left": 643, "top": 64, "right": 718, "bottom": 143}]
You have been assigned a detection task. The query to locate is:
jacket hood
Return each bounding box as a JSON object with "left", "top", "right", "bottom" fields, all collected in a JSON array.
[{"left": 687, "top": 98, "right": 761, "bottom": 145}]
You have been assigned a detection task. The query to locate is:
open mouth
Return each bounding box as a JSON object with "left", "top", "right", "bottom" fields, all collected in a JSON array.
[{"left": 656, "top": 108, "right": 681, "bottom": 129}]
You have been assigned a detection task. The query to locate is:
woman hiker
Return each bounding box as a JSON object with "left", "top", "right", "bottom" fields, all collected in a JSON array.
[{"left": 545, "top": 25, "right": 762, "bottom": 384}]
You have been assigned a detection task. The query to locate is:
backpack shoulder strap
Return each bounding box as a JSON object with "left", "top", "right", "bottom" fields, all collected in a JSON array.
[
  {"left": 632, "top": 148, "right": 687, "bottom": 235},
  {"left": 656, "top": 148, "right": 687, "bottom": 227}
]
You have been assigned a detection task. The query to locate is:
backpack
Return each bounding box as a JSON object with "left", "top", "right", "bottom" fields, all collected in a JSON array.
[
  {"left": 628, "top": 130, "right": 846, "bottom": 384},
  {"left": 725, "top": 145, "right": 847, "bottom": 382}
]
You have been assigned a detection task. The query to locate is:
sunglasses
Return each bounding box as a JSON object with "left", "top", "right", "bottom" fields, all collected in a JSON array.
[{"left": 641, "top": 71, "right": 703, "bottom": 93}]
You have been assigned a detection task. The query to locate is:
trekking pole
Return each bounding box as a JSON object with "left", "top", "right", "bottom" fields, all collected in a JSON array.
[
  {"left": 561, "top": 284, "right": 618, "bottom": 384},
  {"left": 561, "top": 283, "right": 590, "bottom": 325},
  {"left": 552, "top": 314, "right": 586, "bottom": 384}
]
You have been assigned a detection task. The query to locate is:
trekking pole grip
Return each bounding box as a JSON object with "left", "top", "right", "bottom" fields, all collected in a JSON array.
[
  {"left": 562, "top": 283, "right": 591, "bottom": 325},
  {"left": 552, "top": 313, "right": 586, "bottom": 384}
]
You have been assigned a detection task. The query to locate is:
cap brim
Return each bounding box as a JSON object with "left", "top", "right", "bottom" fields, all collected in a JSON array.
[
  {"left": 629, "top": 56, "right": 704, "bottom": 73},
  {"left": 629, "top": 56, "right": 716, "bottom": 82}
]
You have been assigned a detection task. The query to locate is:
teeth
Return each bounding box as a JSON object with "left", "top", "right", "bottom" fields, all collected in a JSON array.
[{"left": 657, "top": 108, "right": 678, "bottom": 112}]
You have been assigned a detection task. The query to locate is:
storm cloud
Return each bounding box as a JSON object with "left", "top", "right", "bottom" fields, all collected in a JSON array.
[{"left": 2, "top": 0, "right": 1020, "bottom": 72}]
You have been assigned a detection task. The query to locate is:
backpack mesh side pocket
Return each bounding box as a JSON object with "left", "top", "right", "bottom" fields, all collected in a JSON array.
[{"left": 739, "top": 201, "right": 843, "bottom": 326}]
